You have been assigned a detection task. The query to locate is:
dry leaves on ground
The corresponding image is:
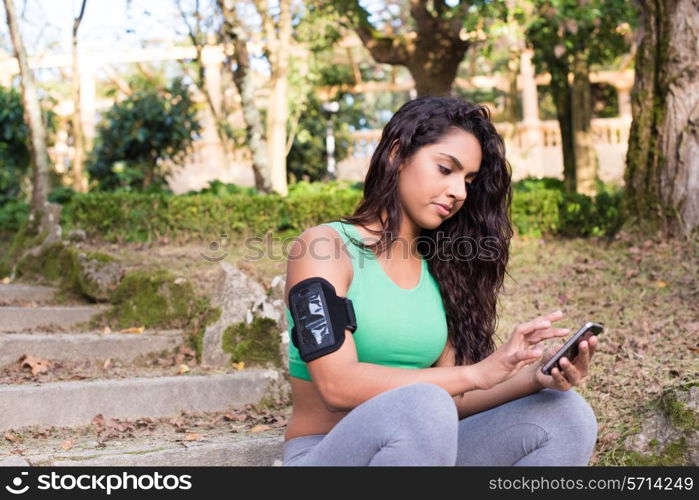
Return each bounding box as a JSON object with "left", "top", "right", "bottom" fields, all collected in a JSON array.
[
  {"left": 19, "top": 355, "right": 50, "bottom": 376},
  {"left": 119, "top": 327, "right": 144, "bottom": 334}
]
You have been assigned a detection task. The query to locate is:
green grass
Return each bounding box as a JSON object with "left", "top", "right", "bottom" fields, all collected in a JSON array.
[{"left": 500, "top": 231, "right": 698, "bottom": 465}]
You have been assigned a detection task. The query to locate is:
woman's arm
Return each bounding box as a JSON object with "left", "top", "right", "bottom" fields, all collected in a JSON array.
[
  {"left": 432, "top": 340, "right": 543, "bottom": 419},
  {"left": 318, "top": 358, "right": 483, "bottom": 412},
  {"left": 453, "top": 368, "right": 543, "bottom": 419}
]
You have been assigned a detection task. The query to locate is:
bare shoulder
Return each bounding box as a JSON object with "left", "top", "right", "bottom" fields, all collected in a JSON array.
[{"left": 284, "top": 224, "right": 352, "bottom": 309}]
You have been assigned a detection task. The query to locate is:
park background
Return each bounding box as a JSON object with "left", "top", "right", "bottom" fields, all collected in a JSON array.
[{"left": 0, "top": 0, "right": 697, "bottom": 466}]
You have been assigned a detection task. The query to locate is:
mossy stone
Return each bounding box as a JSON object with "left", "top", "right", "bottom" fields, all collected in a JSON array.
[
  {"left": 623, "top": 437, "right": 689, "bottom": 466},
  {"left": 103, "top": 269, "right": 206, "bottom": 329},
  {"left": 15, "top": 242, "right": 118, "bottom": 301},
  {"left": 221, "top": 317, "right": 282, "bottom": 368},
  {"left": 659, "top": 390, "right": 699, "bottom": 433},
  {"left": 620, "top": 382, "right": 698, "bottom": 466},
  {"left": 189, "top": 305, "right": 222, "bottom": 362}
]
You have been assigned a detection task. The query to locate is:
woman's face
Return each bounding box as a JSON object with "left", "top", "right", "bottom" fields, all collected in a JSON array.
[{"left": 397, "top": 127, "right": 482, "bottom": 230}]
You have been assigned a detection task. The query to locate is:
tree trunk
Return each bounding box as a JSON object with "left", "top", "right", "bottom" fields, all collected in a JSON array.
[
  {"left": 571, "top": 50, "right": 598, "bottom": 196},
  {"left": 351, "top": 0, "right": 471, "bottom": 98},
  {"left": 174, "top": 0, "right": 234, "bottom": 172},
  {"left": 407, "top": 30, "right": 468, "bottom": 97},
  {"left": 218, "top": 0, "right": 272, "bottom": 194},
  {"left": 256, "top": 0, "right": 291, "bottom": 196},
  {"left": 71, "top": 0, "right": 88, "bottom": 193},
  {"left": 4, "top": 0, "right": 50, "bottom": 219},
  {"left": 624, "top": 0, "right": 699, "bottom": 238},
  {"left": 549, "top": 66, "right": 576, "bottom": 193}
]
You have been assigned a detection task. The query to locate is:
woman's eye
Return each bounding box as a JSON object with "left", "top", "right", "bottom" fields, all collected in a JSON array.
[{"left": 438, "top": 165, "right": 450, "bottom": 175}]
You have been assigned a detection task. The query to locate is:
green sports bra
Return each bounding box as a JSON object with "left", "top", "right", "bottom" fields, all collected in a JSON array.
[{"left": 284, "top": 220, "right": 449, "bottom": 382}]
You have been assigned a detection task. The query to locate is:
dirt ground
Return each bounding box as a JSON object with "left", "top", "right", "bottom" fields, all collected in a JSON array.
[{"left": 2, "top": 228, "right": 697, "bottom": 465}]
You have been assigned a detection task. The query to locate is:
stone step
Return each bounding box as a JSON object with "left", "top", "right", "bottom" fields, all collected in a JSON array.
[
  {"left": 0, "top": 330, "right": 185, "bottom": 367},
  {"left": 1, "top": 432, "right": 285, "bottom": 466},
  {"left": 0, "top": 306, "right": 108, "bottom": 332},
  {"left": 0, "top": 369, "right": 280, "bottom": 432},
  {"left": 0, "top": 283, "right": 58, "bottom": 304}
]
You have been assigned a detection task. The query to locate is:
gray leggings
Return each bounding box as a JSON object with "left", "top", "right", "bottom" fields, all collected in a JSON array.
[{"left": 282, "top": 383, "right": 598, "bottom": 466}]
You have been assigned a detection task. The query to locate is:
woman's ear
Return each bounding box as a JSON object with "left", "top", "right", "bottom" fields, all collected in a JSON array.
[{"left": 389, "top": 140, "right": 401, "bottom": 171}]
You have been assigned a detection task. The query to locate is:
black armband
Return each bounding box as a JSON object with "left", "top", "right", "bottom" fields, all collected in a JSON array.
[{"left": 288, "top": 276, "right": 357, "bottom": 363}]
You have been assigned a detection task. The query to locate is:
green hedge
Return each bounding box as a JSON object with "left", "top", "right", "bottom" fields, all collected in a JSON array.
[
  {"left": 60, "top": 190, "right": 364, "bottom": 242},
  {"left": 2, "top": 178, "right": 624, "bottom": 243},
  {"left": 511, "top": 177, "right": 624, "bottom": 238}
]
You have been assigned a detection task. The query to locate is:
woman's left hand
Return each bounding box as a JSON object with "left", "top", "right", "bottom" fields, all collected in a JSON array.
[{"left": 529, "top": 336, "right": 599, "bottom": 391}]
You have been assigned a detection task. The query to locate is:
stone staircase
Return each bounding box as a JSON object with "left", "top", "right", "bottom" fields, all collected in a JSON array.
[{"left": 0, "top": 283, "right": 287, "bottom": 466}]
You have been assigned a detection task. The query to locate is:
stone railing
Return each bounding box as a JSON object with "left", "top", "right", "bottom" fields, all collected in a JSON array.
[{"left": 338, "top": 116, "right": 632, "bottom": 184}]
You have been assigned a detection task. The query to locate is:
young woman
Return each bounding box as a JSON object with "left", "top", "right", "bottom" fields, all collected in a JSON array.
[{"left": 281, "top": 96, "right": 599, "bottom": 466}]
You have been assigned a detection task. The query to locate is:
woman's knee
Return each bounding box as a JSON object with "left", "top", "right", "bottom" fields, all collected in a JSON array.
[
  {"left": 540, "top": 389, "right": 598, "bottom": 445},
  {"left": 392, "top": 383, "right": 459, "bottom": 429}
]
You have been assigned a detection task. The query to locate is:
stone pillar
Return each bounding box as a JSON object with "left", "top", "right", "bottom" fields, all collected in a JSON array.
[
  {"left": 617, "top": 86, "right": 632, "bottom": 117},
  {"left": 197, "top": 43, "right": 227, "bottom": 186},
  {"left": 202, "top": 44, "right": 224, "bottom": 119},
  {"left": 80, "top": 58, "right": 96, "bottom": 152},
  {"left": 518, "top": 49, "right": 544, "bottom": 178},
  {"left": 0, "top": 71, "right": 13, "bottom": 87}
]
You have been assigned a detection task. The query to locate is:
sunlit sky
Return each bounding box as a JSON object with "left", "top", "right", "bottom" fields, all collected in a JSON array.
[
  {"left": 1, "top": 0, "right": 181, "bottom": 54},
  {"left": 0, "top": 0, "right": 461, "bottom": 115},
  {"left": 0, "top": 0, "right": 454, "bottom": 56},
  {"left": 0, "top": 0, "right": 425, "bottom": 81},
  {"left": 0, "top": 0, "right": 293, "bottom": 77}
]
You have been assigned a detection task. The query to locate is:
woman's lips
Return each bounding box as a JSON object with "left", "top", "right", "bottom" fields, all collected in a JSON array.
[{"left": 433, "top": 203, "right": 450, "bottom": 216}]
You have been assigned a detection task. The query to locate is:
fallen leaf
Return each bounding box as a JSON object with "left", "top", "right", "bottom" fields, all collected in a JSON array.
[
  {"left": 179, "top": 346, "right": 196, "bottom": 357},
  {"left": 250, "top": 424, "right": 270, "bottom": 433},
  {"left": 232, "top": 361, "right": 245, "bottom": 371},
  {"left": 19, "top": 355, "right": 50, "bottom": 376},
  {"left": 1, "top": 277, "right": 10, "bottom": 284},
  {"left": 103, "top": 326, "right": 112, "bottom": 334},
  {"left": 184, "top": 433, "right": 201, "bottom": 441},
  {"left": 271, "top": 418, "right": 288, "bottom": 428},
  {"left": 119, "top": 326, "right": 144, "bottom": 334},
  {"left": 103, "top": 358, "right": 112, "bottom": 369},
  {"left": 223, "top": 412, "right": 246, "bottom": 422},
  {"left": 4, "top": 431, "right": 20, "bottom": 443},
  {"left": 178, "top": 364, "right": 190, "bottom": 374},
  {"left": 61, "top": 439, "right": 74, "bottom": 451},
  {"left": 624, "top": 269, "right": 639, "bottom": 279},
  {"left": 92, "top": 414, "right": 105, "bottom": 429},
  {"left": 656, "top": 281, "right": 667, "bottom": 288},
  {"left": 106, "top": 418, "right": 133, "bottom": 433}
]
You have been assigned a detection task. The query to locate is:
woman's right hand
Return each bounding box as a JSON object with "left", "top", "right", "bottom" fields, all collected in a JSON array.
[{"left": 470, "top": 310, "right": 570, "bottom": 390}]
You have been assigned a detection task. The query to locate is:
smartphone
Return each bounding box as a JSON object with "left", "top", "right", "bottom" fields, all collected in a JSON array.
[{"left": 541, "top": 321, "right": 604, "bottom": 376}]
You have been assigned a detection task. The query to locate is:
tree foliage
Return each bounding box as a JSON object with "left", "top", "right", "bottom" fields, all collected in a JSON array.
[
  {"left": 87, "top": 77, "right": 201, "bottom": 192},
  {"left": 0, "top": 85, "right": 57, "bottom": 204},
  {"left": 0, "top": 85, "right": 30, "bottom": 203},
  {"left": 525, "top": 0, "right": 636, "bottom": 78}
]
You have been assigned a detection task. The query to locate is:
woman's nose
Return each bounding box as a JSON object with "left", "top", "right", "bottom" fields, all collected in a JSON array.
[{"left": 446, "top": 179, "right": 467, "bottom": 201}]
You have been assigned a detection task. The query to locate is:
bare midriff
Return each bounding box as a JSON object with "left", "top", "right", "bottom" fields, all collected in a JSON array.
[{"left": 284, "top": 376, "right": 350, "bottom": 441}]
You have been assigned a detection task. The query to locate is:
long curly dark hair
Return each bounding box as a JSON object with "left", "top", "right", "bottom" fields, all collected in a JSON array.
[{"left": 333, "top": 96, "right": 513, "bottom": 366}]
